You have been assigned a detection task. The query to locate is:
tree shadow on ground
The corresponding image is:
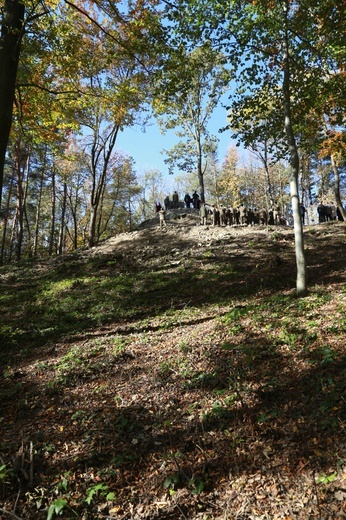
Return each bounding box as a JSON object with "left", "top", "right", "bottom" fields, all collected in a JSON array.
[
  {"left": 0, "top": 227, "right": 300, "bottom": 363},
  {"left": 1, "top": 317, "right": 345, "bottom": 518},
  {"left": 1, "top": 224, "right": 346, "bottom": 517}
]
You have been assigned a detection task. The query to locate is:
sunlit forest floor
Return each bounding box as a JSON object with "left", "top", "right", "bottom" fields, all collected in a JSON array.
[{"left": 1, "top": 216, "right": 346, "bottom": 519}]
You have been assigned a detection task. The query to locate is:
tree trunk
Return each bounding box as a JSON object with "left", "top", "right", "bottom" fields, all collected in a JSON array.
[
  {"left": 331, "top": 154, "right": 346, "bottom": 221},
  {"left": 22, "top": 151, "right": 31, "bottom": 255},
  {"left": 248, "top": 142, "right": 275, "bottom": 209},
  {"left": 283, "top": 1, "right": 307, "bottom": 296},
  {"left": 58, "top": 181, "right": 67, "bottom": 254},
  {"left": 67, "top": 184, "right": 79, "bottom": 250},
  {"left": 14, "top": 142, "right": 24, "bottom": 261},
  {"left": 87, "top": 124, "right": 119, "bottom": 248},
  {"left": 0, "top": 166, "right": 14, "bottom": 263},
  {"left": 88, "top": 203, "right": 97, "bottom": 248},
  {"left": 49, "top": 167, "right": 56, "bottom": 256},
  {"left": 33, "top": 165, "right": 44, "bottom": 257},
  {"left": 0, "top": 0, "right": 24, "bottom": 204},
  {"left": 196, "top": 138, "right": 205, "bottom": 202},
  {"left": 260, "top": 139, "right": 274, "bottom": 208}
]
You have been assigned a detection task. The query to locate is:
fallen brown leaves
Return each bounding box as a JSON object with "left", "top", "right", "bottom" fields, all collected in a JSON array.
[{"left": 1, "top": 221, "right": 346, "bottom": 519}]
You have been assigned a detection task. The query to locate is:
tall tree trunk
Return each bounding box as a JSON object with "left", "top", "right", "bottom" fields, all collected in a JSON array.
[
  {"left": 88, "top": 124, "right": 119, "bottom": 248},
  {"left": 196, "top": 137, "right": 205, "bottom": 202},
  {"left": 49, "top": 167, "right": 56, "bottom": 256},
  {"left": 8, "top": 203, "right": 17, "bottom": 261},
  {"left": 283, "top": 1, "right": 307, "bottom": 296},
  {"left": 261, "top": 139, "right": 274, "bottom": 208},
  {"left": 14, "top": 142, "right": 24, "bottom": 261},
  {"left": 128, "top": 197, "right": 132, "bottom": 231},
  {"left": 67, "top": 183, "right": 79, "bottom": 250},
  {"left": 88, "top": 203, "right": 97, "bottom": 248},
  {"left": 331, "top": 154, "right": 346, "bottom": 221},
  {"left": 249, "top": 140, "right": 274, "bottom": 208},
  {"left": 0, "top": 166, "right": 14, "bottom": 263},
  {"left": 22, "top": 151, "right": 31, "bottom": 255},
  {"left": 58, "top": 181, "right": 67, "bottom": 254},
  {"left": 33, "top": 166, "right": 44, "bottom": 257},
  {"left": 96, "top": 180, "right": 107, "bottom": 241},
  {"left": 0, "top": 0, "right": 24, "bottom": 204}
]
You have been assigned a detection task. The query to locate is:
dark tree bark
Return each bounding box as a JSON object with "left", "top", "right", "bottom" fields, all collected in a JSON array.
[
  {"left": 0, "top": 0, "right": 25, "bottom": 205},
  {"left": 88, "top": 124, "right": 119, "bottom": 248},
  {"left": 0, "top": 163, "right": 14, "bottom": 263}
]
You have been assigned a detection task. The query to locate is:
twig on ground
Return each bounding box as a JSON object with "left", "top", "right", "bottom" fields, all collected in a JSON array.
[{"left": 0, "top": 509, "right": 24, "bottom": 520}]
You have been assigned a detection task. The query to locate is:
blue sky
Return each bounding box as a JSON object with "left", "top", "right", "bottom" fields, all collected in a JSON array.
[{"left": 116, "top": 100, "right": 239, "bottom": 191}]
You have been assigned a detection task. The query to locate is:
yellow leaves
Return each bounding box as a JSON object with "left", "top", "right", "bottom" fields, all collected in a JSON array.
[
  {"left": 44, "top": 0, "right": 60, "bottom": 11},
  {"left": 318, "top": 131, "right": 346, "bottom": 162}
]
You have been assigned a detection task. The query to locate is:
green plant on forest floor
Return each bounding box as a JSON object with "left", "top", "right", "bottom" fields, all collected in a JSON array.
[
  {"left": 85, "top": 483, "right": 115, "bottom": 505},
  {"left": 47, "top": 498, "right": 68, "bottom": 520}
]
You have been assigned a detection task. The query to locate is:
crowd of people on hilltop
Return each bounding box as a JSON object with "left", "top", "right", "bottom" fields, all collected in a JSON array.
[
  {"left": 161, "top": 191, "right": 201, "bottom": 211},
  {"left": 156, "top": 191, "right": 345, "bottom": 229},
  {"left": 198, "top": 202, "right": 288, "bottom": 227},
  {"left": 158, "top": 192, "right": 288, "bottom": 228},
  {"left": 316, "top": 202, "right": 344, "bottom": 223}
]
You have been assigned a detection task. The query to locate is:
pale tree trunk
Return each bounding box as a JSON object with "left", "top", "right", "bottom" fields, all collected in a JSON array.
[
  {"left": 128, "top": 198, "right": 132, "bottom": 231},
  {"left": 263, "top": 140, "right": 274, "bottom": 208},
  {"left": 58, "top": 181, "right": 67, "bottom": 254},
  {"left": 331, "top": 154, "right": 346, "bottom": 221},
  {"left": 196, "top": 136, "right": 205, "bottom": 203},
  {"left": 283, "top": 1, "right": 307, "bottom": 296},
  {"left": 48, "top": 167, "right": 56, "bottom": 256},
  {"left": 33, "top": 166, "right": 44, "bottom": 257}
]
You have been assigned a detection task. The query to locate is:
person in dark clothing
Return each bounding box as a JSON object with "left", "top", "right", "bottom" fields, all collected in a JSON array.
[
  {"left": 220, "top": 205, "right": 227, "bottom": 226},
  {"left": 317, "top": 202, "right": 326, "bottom": 223},
  {"left": 192, "top": 191, "right": 200, "bottom": 209},
  {"left": 164, "top": 196, "right": 170, "bottom": 210},
  {"left": 325, "top": 204, "right": 333, "bottom": 221},
  {"left": 226, "top": 207, "right": 233, "bottom": 226},
  {"left": 184, "top": 193, "right": 192, "bottom": 209},
  {"left": 247, "top": 208, "right": 254, "bottom": 226},
  {"left": 172, "top": 191, "right": 179, "bottom": 209},
  {"left": 299, "top": 203, "right": 306, "bottom": 224},
  {"left": 212, "top": 205, "right": 220, "bottom": 226},
  {"left": 268, "top": 209, "right": 274, "bottom": 225}
]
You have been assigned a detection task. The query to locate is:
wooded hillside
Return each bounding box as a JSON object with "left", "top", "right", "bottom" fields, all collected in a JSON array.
[{"left": 1, "top": 219, "right": 345, "bottom": 519}]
